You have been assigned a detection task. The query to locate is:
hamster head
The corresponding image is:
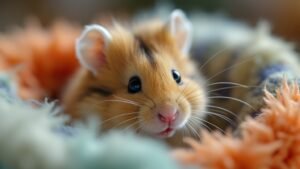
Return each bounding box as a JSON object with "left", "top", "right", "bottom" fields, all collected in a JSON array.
[{"left": 68, "top": 10, "right": 207, "bottom": 138}]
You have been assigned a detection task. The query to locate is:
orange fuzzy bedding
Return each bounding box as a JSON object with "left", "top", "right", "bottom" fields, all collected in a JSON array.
[
  {"left": 0, "top": 21, "right": 80, "bottom": 100},
  {"left": 173, "top": 81, "right": 300, "bottom": 169}
]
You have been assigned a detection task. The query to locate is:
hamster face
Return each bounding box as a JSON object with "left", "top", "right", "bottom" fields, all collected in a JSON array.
[{"left": 64, "top": 10, "right": 207, "bottom": 138}]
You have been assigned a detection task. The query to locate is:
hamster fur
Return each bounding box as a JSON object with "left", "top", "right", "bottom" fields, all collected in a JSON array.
[{"left": 63, "top": 10, "right": 207, "bottom": 147}]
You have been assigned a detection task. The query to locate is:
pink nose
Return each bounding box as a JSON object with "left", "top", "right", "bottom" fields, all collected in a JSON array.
[{"left": 157, "top": 105, "right": 177, "bottom": 123}]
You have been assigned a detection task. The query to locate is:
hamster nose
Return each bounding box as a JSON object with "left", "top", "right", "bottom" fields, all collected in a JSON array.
[{"left": 157, "top": 105, "right": 178, "bottom": 123}]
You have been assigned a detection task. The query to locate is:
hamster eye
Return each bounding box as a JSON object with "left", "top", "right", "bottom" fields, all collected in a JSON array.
[
  {"left": 128, "top": 76, "right": 142, "bottom": 93},
  {"left": 172, "top": 69, "right": 182, "bottom": 84}
]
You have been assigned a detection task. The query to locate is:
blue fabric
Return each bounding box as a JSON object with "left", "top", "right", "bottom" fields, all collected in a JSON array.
[
  {"left": 258, "top": 64, "right": 290, "bottom": 83},
  {"left": 0, "top": 73, "right": 16, "bottom": 99},
  {"left": 52, "top": 126, "right": 77, "bottom": 137}
]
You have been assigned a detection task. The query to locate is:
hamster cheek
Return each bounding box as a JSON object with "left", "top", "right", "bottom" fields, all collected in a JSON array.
[
  {"left": 175, "top": 98, "right": 192, "bottom": 128},
  {"left": 102, "top": 101, "right": 139, "bottom": 130},
  {"left": 181, "top": 81, "right": 207, "bottom": 120}
]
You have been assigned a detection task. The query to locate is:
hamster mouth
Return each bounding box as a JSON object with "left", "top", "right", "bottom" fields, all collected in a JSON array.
[{"left": 157, "top": 127, "right": 175, "bottom": 138}]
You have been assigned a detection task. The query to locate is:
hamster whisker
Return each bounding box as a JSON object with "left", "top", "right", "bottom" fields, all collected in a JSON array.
[
  {"left": 207, "top": 85, "right": 257, "bottom": 94},
  {"left": 112, "top": 95, "right": 139, "bottom": 104},
  {"left": 205, "top": 111, "right": 236, "bottom": 127},
  {"left": 180, "top": 125, "right": 200, "bottom": 145},
  {"left": 208, "top": 81, "right": 249, "bottom": 87},
  {"left": 208, "top": 96, "right": 257, "bottom": 112},
  {"left": 184, "top": 90, "right": 203, "bottom": 101},
  {"left": 112, "top": 95, "right": 153, "bottom": 109},
  {"left": 100, "top": 99, "right": 152, "bottom": 109},
  {"left": 191, "top": 115, "right": 225, "bottom": 133},
  {"left": 189, "top": 101, "right": 241, "bottom": 128},
  {"left": 188, "top": 125, "right": 201, "bottom": 139},
  {"left": 123, "top": 120, "right": 140, "bottom": 131},
  {"left": 180, "top": 127, "right": 189, "bottom": 139},
  {"left": 101, "top": 112, "right": 138, "bottom": 125},
  {"left": 189, "top": 118, "right": 208, "bottom": 133},
  {"left": 189, "top": 118, "right": 213, "bottom": 135},
  {"left": 181, "top": 82, "right": 203, "bottom": 97},
  {"left": 100, "top": 99, "right": 141, "bottom": 106},
  {"left": 206, "top": 53, "right": 257, "bottom": 82},
  {"left": 176, "top": 81, "right": 192, "bottom": 103},
  {"left": 183, "top": 91, "right": 205, "bottom": 105},
  {"left": 111, "top": 107, "right": 152, "bottom": 130},
  {"left": 198, "top": 47, "right": 228, "bottom": 71},
  {"left": 112, "top": 116, "right": 139, "bottom": 129},
  {"left": 141, "top": 93, "right": 156, "bottom": 108},
  {"left": 133, "top": 126, "right": 143, "bottom": 134},
  {"left": 177, "top": 92, "right": 204, "bottom": 115},
  {"left": 206, "top": 105, "right": 239, "bottom": 119},
  {"left": 185, "top": 121, "right": 201, "bottom": 139}
]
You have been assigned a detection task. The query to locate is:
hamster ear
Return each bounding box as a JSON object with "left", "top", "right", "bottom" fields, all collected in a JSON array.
[
  {"left": 76, "top": 24, "right": 112, "bottom": 75},
  {"left": 167, "top": 9, "right": 192, "bottom": 55}
]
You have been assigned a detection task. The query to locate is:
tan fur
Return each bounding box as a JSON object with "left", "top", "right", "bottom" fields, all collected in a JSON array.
[{"left": 63, "top": 20, "right": 207, "bottom": 147}]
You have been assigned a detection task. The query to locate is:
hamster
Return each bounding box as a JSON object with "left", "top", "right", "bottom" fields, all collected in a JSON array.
[{"left": 63, "top": 10, "right": 207, "bottom": 146}]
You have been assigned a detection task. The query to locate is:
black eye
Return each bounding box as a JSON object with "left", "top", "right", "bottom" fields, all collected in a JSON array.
[
  {"left": 172, "top": 69, "right": 182, "bottom": 84},
  {"left": 128, "top": 76, "right": 142, "bottom": 93}
]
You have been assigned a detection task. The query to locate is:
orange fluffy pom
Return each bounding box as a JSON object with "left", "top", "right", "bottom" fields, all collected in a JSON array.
[
  {"left": 174, "top": 80, "right": 300, "bottom": 169},
  {"left": 0, "top": 21, "right": 80, "bottom": 100}
]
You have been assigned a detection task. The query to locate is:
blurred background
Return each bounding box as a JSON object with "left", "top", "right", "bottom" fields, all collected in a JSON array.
[{"left": 0, "top": 0, "right": 300, "bottom": 46}]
